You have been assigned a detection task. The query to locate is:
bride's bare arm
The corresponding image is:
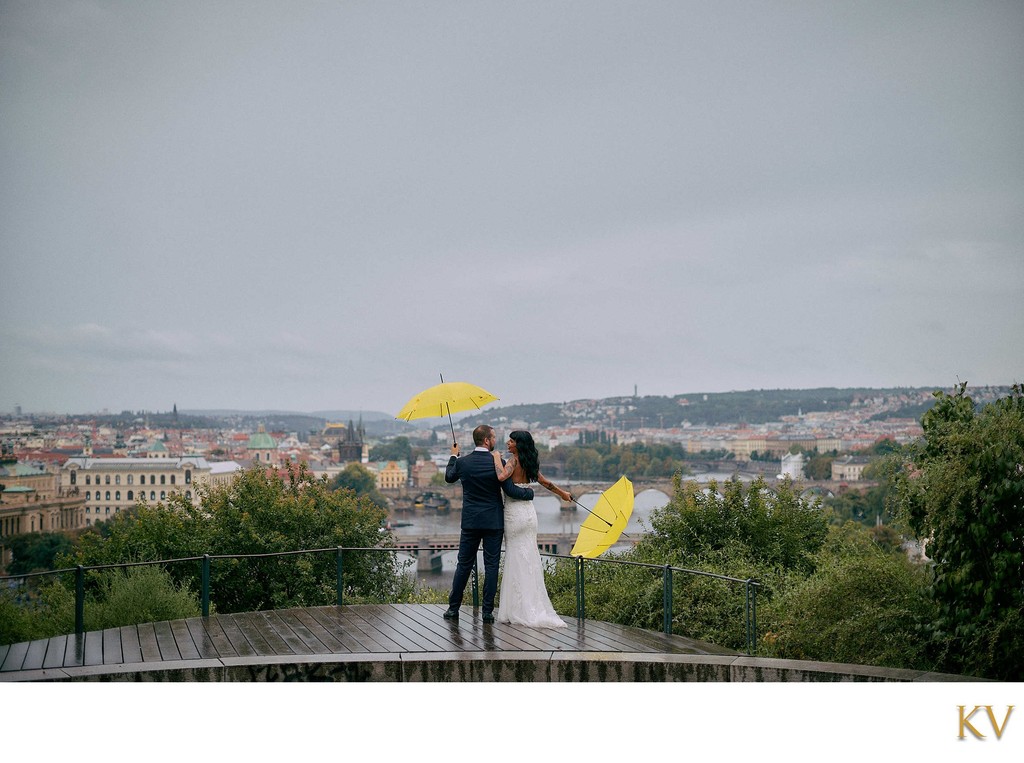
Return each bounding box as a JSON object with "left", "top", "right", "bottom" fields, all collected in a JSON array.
[
  {"left": 537, "top": 471, "right": 572, "bottom": 502},
  {"left": 492, "top": 450, "right": 516, "bottom": 481}
]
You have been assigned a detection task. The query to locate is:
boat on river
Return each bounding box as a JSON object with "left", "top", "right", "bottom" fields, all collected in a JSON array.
[{"left": 413, "top": 491, "right": 451, "bottom": 513}]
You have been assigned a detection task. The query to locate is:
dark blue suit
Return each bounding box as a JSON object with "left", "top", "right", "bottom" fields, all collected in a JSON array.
[{"left": 445, "top": 449, "right": 534, "bottom": 613}]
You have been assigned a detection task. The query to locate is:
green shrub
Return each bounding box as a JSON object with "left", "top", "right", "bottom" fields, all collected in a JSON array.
[
  {"left": 0, "top": 579, "right": 76, "bottom": 645},
  {"left": 760, "top": 530, "right": 937, "bottom": 670},
  {"left": 85, "top": 565, "right": 200, "bottom": 630}
]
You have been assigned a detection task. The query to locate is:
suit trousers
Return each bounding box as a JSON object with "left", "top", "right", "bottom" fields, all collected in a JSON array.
[{"left": 448, "top": 527, "right": 503, "bottom": 612}]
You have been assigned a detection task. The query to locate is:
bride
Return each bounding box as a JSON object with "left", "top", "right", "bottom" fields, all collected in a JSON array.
[{"left": 490, "top": 430, "right": 570, "bottom": 628}]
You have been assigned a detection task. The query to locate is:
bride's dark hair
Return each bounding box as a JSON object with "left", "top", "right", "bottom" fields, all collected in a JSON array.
[{"left": 510, "top": 430, "right": 540, "bottom": 482}]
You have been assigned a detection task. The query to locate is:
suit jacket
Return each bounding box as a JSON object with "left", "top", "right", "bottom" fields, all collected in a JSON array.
[{"left": 445, "top": 449, "right": 534, "bottom": 530}]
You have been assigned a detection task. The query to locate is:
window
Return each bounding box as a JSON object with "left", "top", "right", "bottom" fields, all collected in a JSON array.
[
  {"left": 160, "top": 474, "right": 166, "bottom": 485},
  {"left": 105, "top": 475, "right": 110, "bottom": 485},
  {"left": 150, "top": 475, "right": 156, "bottom": 485},
  {"left": 127, "top": 475, "right": 134, "bottom": 485},
  {"left": 105, "top": 491, "right": 110, "bottom": 500},
  {"left": 115, "top": 491, "right": 121, "bottom": 500},
  {"left": 150, "top": 491, "right": 156, "bottom": 500},
  {"left": 86, "top": 507, "right": 91, "bottom": 514},
  {"left": 160, "top": 491, "right": 166, "bottom": 500},
  {"left": 70, "top": 471, "right": 77, "bottom": 485},
  {"left": 86, "top": 475, "right": 91, "bottom": 485},
  {"left": 86, "top": 491, "right": 91, "bottom": 500},
  {"left": 105, "top": 508, "right": 110, "bottom": 515},
  {"left": 185, "top": 470, "right": 191, "bottom": 484},
  {"left": 170, "top": 475, "right": 176, "bottom": 485},
  {"left": 115, "top": 475, "right": 121, "bottom": 485},
  {"left": 127, "top": 491, "right": 133, "bottom": 501},
  {"left": 185, "top": 491, "right": 192, "bottom": 500}
]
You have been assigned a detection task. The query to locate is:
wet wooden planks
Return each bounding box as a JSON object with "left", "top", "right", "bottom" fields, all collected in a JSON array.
[{"left": 1, "top": 603, "right": 730, "bottom": 678}]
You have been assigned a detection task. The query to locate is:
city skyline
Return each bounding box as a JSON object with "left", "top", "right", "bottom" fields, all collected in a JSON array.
[{"left": 3, "top": 3, "right": 1022, "bottom": 416}]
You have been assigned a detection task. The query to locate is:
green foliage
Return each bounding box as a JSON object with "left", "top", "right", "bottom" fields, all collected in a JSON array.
[
  {"left": 1, "top": 577, "right": 81, "bottom": 644},
  {"left": 5, "top": 532, "right": 76, "bottom": 574},
  {"left": 543, "top": 441, "right": 695, "bottom": 481},
  {"left": 331, "top": 462, "right": 387, "bottom": 507},
  {"left": 545, "top": 476, "right": 830, "bottom": 652},
  {"left": 64, "top": 463, "right": 402, "bottom": 615},
  {"left": 0, "top": 587, "right": 46, "bottom": 644},
  {"left": 802, "top": 452, "right": 834, "bottom": 480},
  {"left": 823, "top": 484, "right": 889, "bottom": 526},
  {"left": 761, "top": 523, "right": 937, "bottom": 669},
  {"left": 85, "top": 566, "right": 201, "bottom": 630},
  {"left": 2, "top": 565, "right": 203, "bottom": 645},
  {"left": 644, "top": 476, "right": 830, "bottom": 575},
  {"left": 887, "top": 383, "right": 1024, "bottom": 680},
  {"left": 368, "top": 436, "right": 425, "bottom": 464}
]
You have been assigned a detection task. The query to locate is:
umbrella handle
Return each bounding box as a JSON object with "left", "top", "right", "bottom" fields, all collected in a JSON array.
[
  {"left": 440, "top": 372, "right": 457, "bottom": 447},
  {"left": 445, "top": 401, "right": 457, "bottom": 447},
  {"left": 568, "top": 497, "right": 611, "bottom": 526}
]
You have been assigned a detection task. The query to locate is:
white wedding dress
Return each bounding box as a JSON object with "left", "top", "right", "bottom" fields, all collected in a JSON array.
[{"left": 495, "top": 484, "right": 567, "bottom": 628}]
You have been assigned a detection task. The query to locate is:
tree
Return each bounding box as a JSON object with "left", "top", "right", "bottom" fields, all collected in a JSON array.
[
  {"left": 368, "top": 436, "right": 424, "bottom": 464},
  {"left": 331, "top": 463, "right": 387, "bottom": 508},
  {"left": 644, "top": 476, "right": 830, "bottom": 575},
  {"left": 66, "top": 463, "right": 405, "bottom": 615},
  {"left": 6, "top": 532, "right": 76, "bottom": 574},
  {"left": 824, "top": 484, "right": 889, "bottom": 526},
  {"left": 803, "top": 452, "right": 834, "bottom": 480},
  {"left": 762, "top": 523, "right": 937, "bottom": 669},
  {"left": 887, "top": 383, "right": 1024, "bottom": 680}
]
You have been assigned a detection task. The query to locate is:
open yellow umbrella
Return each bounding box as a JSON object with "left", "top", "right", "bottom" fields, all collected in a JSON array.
[
  {"left": 396, "top": 376, "right": 498, "bottom": 446},
  {"left": 570, "top": 476, "right": 634, "bottom": 558}
]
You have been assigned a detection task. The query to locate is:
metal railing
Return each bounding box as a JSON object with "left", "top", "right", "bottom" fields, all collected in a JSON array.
[{"left": 1, "top": 545, "right": 761, "bottom": 655}]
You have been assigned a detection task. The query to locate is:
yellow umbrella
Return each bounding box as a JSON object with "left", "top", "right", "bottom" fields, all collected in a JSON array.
[
  {"left": 570, "top": 476, "right": 634, "bottom": 558},
  {"left": 396, "top": 377, "right": 498, "bottom": 446}
]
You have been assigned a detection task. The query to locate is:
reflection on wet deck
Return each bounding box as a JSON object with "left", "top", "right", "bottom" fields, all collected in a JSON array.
[{"left": 0, "top": 603, "right": 737, "bottom": 682}]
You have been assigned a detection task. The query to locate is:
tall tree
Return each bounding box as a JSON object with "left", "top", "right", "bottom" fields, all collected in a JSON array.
[{"left": 888, "top": 383, "right": 1024, "bottom": 679}]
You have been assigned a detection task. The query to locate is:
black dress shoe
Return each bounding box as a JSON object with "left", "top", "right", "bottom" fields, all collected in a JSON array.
[
  {"left": 482, "top": 613, "right": 495, "bottom": 624},
  {"left": 442, "top": 608, "right": 460, "bottom": 621}
]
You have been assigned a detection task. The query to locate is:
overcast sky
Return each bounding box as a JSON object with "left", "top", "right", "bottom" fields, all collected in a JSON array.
[{"left": 2, "top": 1, "right": 1021, "bottom": 416}]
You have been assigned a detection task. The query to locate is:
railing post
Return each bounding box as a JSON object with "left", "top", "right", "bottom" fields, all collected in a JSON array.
[
  {"left": 75, "top": 565, "right": 85, "bottom": 635},
  {"left": 663, "top": 565, "right": 673, "bottom": 635},
  {"left": 471, "top": 557, "right": 479, "bottom": 608},
  {"left": 575, "top": 556, "right": 586, "bottom": 621},
  {"left": 201, "top": 554, "right": 210, "bottom": 617},
  {"left": 745, "top": 579, "right": 757, "bottom": 655},
  {"left": 336, "top": 547, "right": 344, "bottom": 607}
]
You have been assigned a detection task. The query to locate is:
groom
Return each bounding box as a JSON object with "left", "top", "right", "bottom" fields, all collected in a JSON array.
[{"left": 443, "top": 424, "right": 534, "bottom": 623}]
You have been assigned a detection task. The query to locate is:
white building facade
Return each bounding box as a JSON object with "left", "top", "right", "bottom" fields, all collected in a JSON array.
[{"left": 61, "top": 457, "right": 242, "bottom": 526}]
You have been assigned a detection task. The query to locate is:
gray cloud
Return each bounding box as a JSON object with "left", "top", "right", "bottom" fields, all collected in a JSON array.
[{"left": 2, "top": 1, "right": 1021, "bottom": 414}]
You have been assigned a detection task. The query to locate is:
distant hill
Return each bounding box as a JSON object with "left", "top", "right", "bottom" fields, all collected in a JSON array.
[
  {"left": 183, "top": 409, "right": 393, "bottom": 421},
  {"left": 180, "top": 409, "right": 408, "bottom": 436},
  {"left": 455, "top": 387, "right": 963, "bottom": 430}
]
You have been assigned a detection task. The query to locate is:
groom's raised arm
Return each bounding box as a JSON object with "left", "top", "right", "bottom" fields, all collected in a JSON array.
[
  {"left": 444, "top": 455, "right": 459, "bottom": 484},
  {"left": 444, "top": 444, "right": 460, "bottom": 484}
]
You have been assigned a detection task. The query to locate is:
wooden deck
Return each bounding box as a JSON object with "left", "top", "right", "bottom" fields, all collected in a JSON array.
[{"left": 0, "top": 603, "right": 738, "bottom": 682}]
